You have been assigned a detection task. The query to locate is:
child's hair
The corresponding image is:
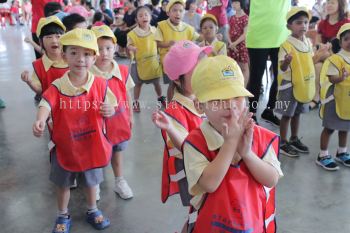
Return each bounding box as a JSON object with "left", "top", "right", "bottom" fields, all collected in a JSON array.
[
  {"left": 44, "top": 2, "right": 62, "bottom": 17},
  {"left": 114, "top": 7, "right": 124, "bottom": 15},
  {"left": 174, "top": 75, "right": 186, "bottom": 95},
  {"left": 135, "top": 5, "right": 151, "bottom": 18},
  {"left": 185, "top": 0, "right": 195, "bottom": 10},
  {"left": 39, "top": 23, "right": 65, "bottom": 39},
  {"left": 93, "top": 11, "right": 104, "bottom": 24},
  {"left": 332, "top": 29, "right": 350, "bottom": 53},
  {"left": 287, "top": 11, "right": 309, "bottom": 25},
  {"left": 151, "top": 0, "right": 160, "bottom": 7},
  {"left": 62, "top": 13, "right": 87, "bottom": 31},
  {"left": 326, "top": 0, "right": 348, "bottom": 21},
  {"left": 200, "top": 17, "right": 217, "bottom": 29},
  {"left": 232, "top": 0, "right": 246, "bottom": 10}
]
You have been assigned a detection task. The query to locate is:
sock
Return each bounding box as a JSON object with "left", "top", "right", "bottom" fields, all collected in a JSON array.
[
  {"left": 87, "top": 207, "right": 98, "bottom": 214},
  {"left": 337, "top": 147, "right": 347, "bottom": 154},
  {"left": 115, "top": 176, "right": 124, "bottom": 182},
  {"left": 290, "top": 136, "right": 298, "bottom": 141},
  {"left": 58, "top": 209, "right": 69, "bottom": 218},
  {"left": 319, "top": 150, "right": 328, "bottom": 158}
]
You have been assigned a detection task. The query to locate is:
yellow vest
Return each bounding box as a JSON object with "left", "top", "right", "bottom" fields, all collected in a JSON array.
[
  {"left": 128, "top": 30, "right": 162, "bottom": 81},
  {"left": 210, "top": 40, "right": 227, "bottom": 57},
  {"left": 319, "top": 59, "right": 332, "bottom": 119},
  {"left": 278, "top": 40, "right": 316, "bottom": 103},
  {"left": 157, "top": 20, "right": 195, "bottom": 64},
  {"left": 322, "top": 54, "right": 350, "bottom": 120}
]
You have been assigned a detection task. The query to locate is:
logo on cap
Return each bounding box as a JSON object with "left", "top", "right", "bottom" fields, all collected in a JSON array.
[
  {"left": 83, "top": 33, "right": 93, "bottom": 41},
  {"left": 221, "top": 65, "right": 235, "bottom": 79},
  {"left": 183, "top": 41, "right": 192, "bottom": 48},
  {"left": 98, "top": 28, "right": 105, "bottom": 33}
]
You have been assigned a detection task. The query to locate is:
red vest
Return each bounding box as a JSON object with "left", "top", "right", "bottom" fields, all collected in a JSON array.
[
  {"left": 32, "top": 58, "right": 69, "bottom": 93},
  {"left": 161, "top": 100, "right": 203, "bottom": 206},
  {"left": 42, "top": 77, "right": 112, "bottom": 172},
  {"left": 185, "top": 125, "right": 279, "bottom": 233},
  {"left": 105, "top": 64, "right": 131, "bottom": 145}
]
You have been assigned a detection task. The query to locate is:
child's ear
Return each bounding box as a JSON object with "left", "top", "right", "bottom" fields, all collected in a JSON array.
[
  {"left": 286, "top": 24, "right": 291, "bottom": 31},
  {"left": 194, "top": 98, "right": 205, "bottom": 114}
]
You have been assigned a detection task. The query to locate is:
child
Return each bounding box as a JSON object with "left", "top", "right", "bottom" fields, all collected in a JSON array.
[
  {"left": 127, "top": 6, "right": 165, "bottom": 112},
  {"left": 92, "top": 11, "right": 105, "bottom": 27},
  {"left": 275, "top": 7, "right": 316, "bottom": 157},
  {"left": 228, "top": 0, "right": 249, "bottom": 85},
  {"left": 155, "top": 0, "right": 199, "bottom": 101},
  {"left": 317, "top": 23, "right": 350, "bottom": 171},
  {"left": 152, "top": 40, "right": 211, "bottom": 207},
  {"left": 21, "top": 16, "right": 68, "bottom": 95},
  {"left": 33, "top": 28, "right": 115, "bottom": 232},
  {"left": 198, "top": 14, "right": 227, "bottom": 56},
  {"left": 91, "top": 25, "right": 134, "bottom": 199},
  {"left": 183, "top": 55, "right": 283, "bottom": 232},
  {"left": 62, "top": 13, "right": 88, "bottom": 31}
]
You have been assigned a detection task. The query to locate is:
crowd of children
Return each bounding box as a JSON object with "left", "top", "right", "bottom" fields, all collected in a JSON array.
[{"left": 10, "top": 0, "right": 350, "bottom": 232}]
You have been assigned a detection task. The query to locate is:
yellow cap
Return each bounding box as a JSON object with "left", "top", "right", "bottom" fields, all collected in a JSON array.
[
  {"left": 286, "top": 6, "right": 312, "bottom": 22},
  {"left": 191, "top": 55, "right": 253, "bottom": 103},
  {"left": 36, "top": 15, "right": 66, "bottom": 37},
  {"left": 200, "top": 14, "right": 218, "bottom": 27},
  {"left": 166, "top": 0, "right": 185, "bottom": 12},
  {"left": 91, "top": 25, "right": 117, "bottom": 44},
  {"left": 337, "top": 23, "right": 350, "bottom": 39},
  {"left": 59, "top": 28, "right": 99, "bottom": 55}
]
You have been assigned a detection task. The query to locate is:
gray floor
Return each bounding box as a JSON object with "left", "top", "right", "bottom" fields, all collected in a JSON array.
[{"left": 1, "top": 26, "right": 350, "bottom": 233}]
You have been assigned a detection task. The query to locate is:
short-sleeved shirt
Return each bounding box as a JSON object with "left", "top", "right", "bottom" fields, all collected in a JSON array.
[
  {"left": 103, "top": 8, "right": 114, "bottom": 26},
  {"left": 39, "top": 72, "right": 117, "bottom": 111},
  {"left": 123, "top": 10, "right": 136, "bottom": 28},
  {"left": 90, "top": 60, "right": 135, "bottom": 91},
  {"left": 154, "top": 19, "right": 199, "bottom": 42},
  {"left": 183, "top": 120, "right": 283, "bottom": 209},
  {"left": 31, "top": 0, "right": 62, "bottom": 33},
  {"left": 327, "top": 49, "right": 350, "bottom": 76},
  {"left": 318, "top": 18, "right": 350, "bottom": 43},
  {"left": 206, "top": 0, "right": 228, "bottom": 27},
  {"left": 183, "top": 11, "right": 202, "bottom": 32}
]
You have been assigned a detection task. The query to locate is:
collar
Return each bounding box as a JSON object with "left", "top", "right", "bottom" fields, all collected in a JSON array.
[
  {"left": 287, "top": 35, "right": 312, "bottom": 52},
  {"left": 133, "top": 25, "right": 156, "bottom": 37},
  {"left": 338, "top": 49, "right": 350, "bottom": 64},
  {"left": 200, "top": 120, "right": 224, "bottom": 151},
  {"left": 172, "top": 90, "right": 203, "bottom": 117},
  {"left": 42, "top": 53, "right": 67, "bottom": 72},
  {"left": 53, "top": 71, "right": 94, "bottom": 95},
  {"left": 90, "top": 60, "right": 123, "bottom": 81},
  {"left": 166, "top": 19, "right": 187, "bottom": 31}
]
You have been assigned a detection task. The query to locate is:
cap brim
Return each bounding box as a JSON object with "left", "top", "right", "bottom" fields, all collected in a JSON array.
[
  {"left": 197, "top": 85, "right": 253, "bottom": 103},
  {"left": 61, "top": 40, "right": 100, "bottom": 56}
]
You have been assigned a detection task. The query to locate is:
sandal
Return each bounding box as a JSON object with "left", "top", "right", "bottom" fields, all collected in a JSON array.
[
  {"left": 86, "top": 210, "right": 110, "bottom": 230},
  {"left": 309, "top": 100, "right": 320, "bottom": 110},
  {"left": 52, "top": 216, "right": 71, "bottom": 233}
]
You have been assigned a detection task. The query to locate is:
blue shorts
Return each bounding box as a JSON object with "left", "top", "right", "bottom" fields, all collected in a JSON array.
[{"left": 112, "top": 141, "right": 129, "bottom": 153}]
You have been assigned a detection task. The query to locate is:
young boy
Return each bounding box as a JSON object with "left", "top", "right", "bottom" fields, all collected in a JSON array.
[
  {"left": 183, "top": 55, "right": 283, "bottom": 232},
  {"left": 91, "top": 25, "right": 134, "bottom": 199},
  {"left": 275, "top": 7, "right": 318, "bottom": 157},
  {"left": 154, "top": 0, "right": 199, "bottom": 101},
  {"left": 33, "top": 28, "right": 116, "bottom": 233},
  {"left": 21, "top": 16, "right": 68, "bottom": 96}
]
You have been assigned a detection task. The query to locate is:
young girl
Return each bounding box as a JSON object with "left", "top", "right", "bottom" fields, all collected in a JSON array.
[
  {"left": 198, "top": 14, "right": 227, "bottom": 56},
  {"left": 152, "top": 40, "right": 211, "bottom": 232},
  {"left": 127, "top": 6, "right": 165, "bottom": 112},
  {"left": 317, "top": 23, "right": 350, "bottom": 171},
  {"left": 92, "top": 11, "right": 105, "bottom": 27},
  {"left": 228, "top": 0, "right": 249, "bottom": 85}
]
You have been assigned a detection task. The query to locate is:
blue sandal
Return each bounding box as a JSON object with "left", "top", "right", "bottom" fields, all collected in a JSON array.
[
  {"left": 52, "top": 216, "right": 71, "bottom": 233},
  {"left": 86, "top": 210, "right": 110, "bottom": 230}
]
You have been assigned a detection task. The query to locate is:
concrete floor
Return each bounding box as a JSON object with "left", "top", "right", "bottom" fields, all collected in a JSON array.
[{"left": 1, "top": 26, "right": 350, "bottom": 233}]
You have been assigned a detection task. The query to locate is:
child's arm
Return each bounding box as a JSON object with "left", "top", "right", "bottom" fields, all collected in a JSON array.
[
  {"left": 127, "top": 92, "right": 133, "bottom": 129},
  {"left": 229, "top": 25, "right": 248, "bottom": 50},
  {"left": 156, "top": 40, "right": 176, "bottom": 48},
  {"left": 328, "top": 68, "right": 348, "bottom": 84},
  {"left": 280, "top": 53, "right": 292, "bottom": 72},
  {"left": 21, "top": 70, "right": 42, "bottom": 94},
  {"left": 197, "top": 108, "right": 248, "bottom": 193},
  {"left": 100, "top": 88, "right": 117, "bottom": 117},
  {"left": 32, "top": 106, "right": 50, "bottom": 137},
  {"left": 24, "top": 36, "right": 43, "bottom": 55}
]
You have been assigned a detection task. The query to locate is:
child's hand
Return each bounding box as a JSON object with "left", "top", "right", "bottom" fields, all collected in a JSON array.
[
  {"left": 168, "top": 41, "right": 176, "bottom": 47},
  {"left": 216, "top": 33, "right": 223, "bottom": 41},
  {"left": 100, "top": 103, "right": 115, "bottom": 117},
  {"left": 283, "top": 53, "right": 293, "bottom": 66},
  {"left": 128, "top": 45, "right": 137, "bottom": 53},
  {"left": 229, "top": 42, "right": 238, "bottom": 52},
  {"left": 24, "top": 36, "right": 32, "bottom": 43},
  {"left": 341, "top": 68, "right": 348, "bottom": 81},
  {"left": 152, "top": 110, "right": 171, "bottom": 130},
  {"left": 21, "top": 70, "right": 30, "bottom": 83},
  {"left": 237, "top": 110, "right": 255, "bottom": 159},
  {"left": 221, "top": 107, "right": 246, "bottom": 142},
  {"left": 33, "top": 120, "right": 45, "bottom": 137}
]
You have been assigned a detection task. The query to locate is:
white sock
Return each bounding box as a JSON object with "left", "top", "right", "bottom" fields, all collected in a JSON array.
[
  {"left": 319, "top": 150, "right": 328, "bottom": 157},
  {"left": 338, "top": 147, "right": 347, "bottom": 154},
  {"left": 115, "top": 176, "right": 124, "bottom": 182},
  {"left": 58, "top": 209, "right": 69, "bottom": 218},
  {"left": 87, "top": 206, "right": 98, "bottom": 214}
]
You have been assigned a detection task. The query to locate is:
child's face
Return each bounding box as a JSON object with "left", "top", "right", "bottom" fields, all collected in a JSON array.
[
  {"left": 232, "top": 1, "right": 241, "bottom": 11},
  {"left": 161, "top": 1, "right": 168, "bottom": 11},
  {"left": 136, "top": 8, "right": 151, "bottom": 28},
  {"left": 340, "top": 31, "right": 350, "bottom": 52},
  {"left": 63, "top": 46, "right": 96, "bottom": 78},
  {"left": 189, "top": 3, "right": 197, "bottom": 12},
  {"left": 42, "top": 34, "right": 62, "bottom": 57},
  {"left": 96, "top": 38, "right": 116, "bottom": 64},
  {"left": 168, "top": 3, "right": 184, "bottom": 25},
  {"left": 288, "top": 15, "right": 309, "bottom": 39},
  {"left": 201, "top": 19, "right": 217, "bottom": 41},
  {"left": 201, "top": 97, "right": 246, "bottom": 133},
  {"left": 326, "top": 0, "right": 339, "bottom": 15}
]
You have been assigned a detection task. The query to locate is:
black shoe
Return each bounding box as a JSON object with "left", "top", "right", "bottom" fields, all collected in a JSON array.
[
  {"left": 280, "top": 142, "right": 299, "bottom": 157},
  {"left": 34, "top": 94, "right": 42, "bottom": 102},
  {"left": 261, "top": 109, "right": 280, "bottom": 126},
  {"left": 289, "top": 137, "right": 309, "bottom": 153},
  {"left": 157, "top": 96, "right": 167, "bottom": 108}
]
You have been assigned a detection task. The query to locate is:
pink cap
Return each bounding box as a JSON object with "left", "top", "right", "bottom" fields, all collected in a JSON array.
[{"left": 163, "top": 40, "right": 213, "bottom": 81}]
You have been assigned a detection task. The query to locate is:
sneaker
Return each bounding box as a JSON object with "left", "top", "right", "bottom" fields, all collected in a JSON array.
[
  {"left": 289, "top": 137, "right": 309, "bottom": 153},
  {"left": 280, "top": 142, "right": 299, "bottom": 157},
  {"left": 114, "top": 178, "right": 133, "bottom": 199},
  {"left": 261, "top": 109, "right": 280, "bottom": 126},
  {"left": 335, "top": 152, "right": 350, "bottom": 167},
  {"left": 52, "top": 215, "right": 71, "bottom": 233},
  {"left": 316, "top": 155, "right": 339, "bottom": 171},
  {"left": 0, "top": 98, "right": 5, "bottom": 108},
  {"left": 157, "top": 96, "right": 167, "bottom": 108},
  {"left": 96, "top": 184, "right": 100, "bottom": 201},
  {"left": 86, "top": 210, "right": 110, "bottom": 230},
  {"left": 133, "top": 101, "right": 140, "bottom": 113}
]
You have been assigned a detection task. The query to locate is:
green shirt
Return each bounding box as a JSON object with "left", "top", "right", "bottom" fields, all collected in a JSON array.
[{"left": 246, "top": 0, "right": 290, "bottom": 48}]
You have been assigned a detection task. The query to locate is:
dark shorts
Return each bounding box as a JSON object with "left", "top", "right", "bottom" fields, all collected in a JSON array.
[
  {"left": 112, "top": 140, "right": 129, "bottom": 153},
  {"left": 163, "top": 72, "right": 171, "bottom": 85}
]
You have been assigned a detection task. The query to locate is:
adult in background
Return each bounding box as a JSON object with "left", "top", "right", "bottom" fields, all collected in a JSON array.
[
  {"left": 246, "top": 0, "right": 290, "bottom": 125},
  {"left": 99, "top": 0, "right": 113, "bottom": 25},
  {"left": 157, "top": 0, "right": 168, "bottom": 22},
  {"left": 183, "top": 0, "right": 201, "bottom": 32}
]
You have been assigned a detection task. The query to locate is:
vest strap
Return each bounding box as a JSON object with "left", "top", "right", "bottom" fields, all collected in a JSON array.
[
  {"left": 321, "top": 95, "right": 334, "bottom": 105},
  {"left": 168, "top": 148, "right": 181, "bottom": 157},
  {"left": 278, "top": 82, "right": 292, "bottom": 91},
  {"left": 264, "top": 211, "right": 276, "bottom": 227},
  {"left": 170, "top": 169, "right": 186, "bottom": 182},
  {"left": 188, "top": 210, "right": 198, "bottom": 224},
  {"left": 48, "top": 140, "right": 55, "bottom": 151}
]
